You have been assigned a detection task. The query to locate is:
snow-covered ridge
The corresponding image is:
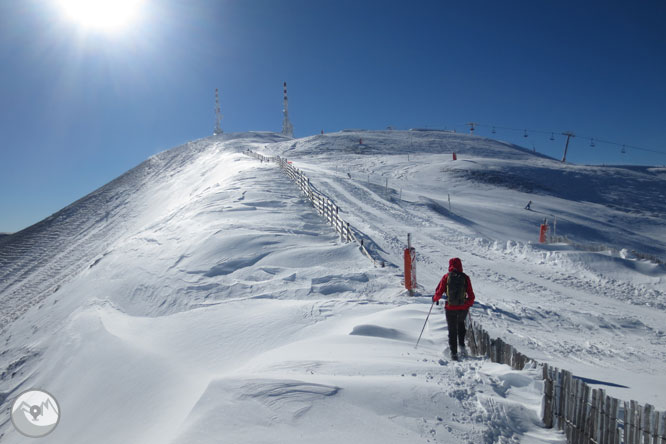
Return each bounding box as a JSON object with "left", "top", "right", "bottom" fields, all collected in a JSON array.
[
  {"left": 0, "top": 137, "right": 211, "bottom": 330},
  {"left": 0, "top": 133, "right": 292, "bottom": 330},
  {"left": 1, "top": 130, "right": 665, "bottom": 443}
]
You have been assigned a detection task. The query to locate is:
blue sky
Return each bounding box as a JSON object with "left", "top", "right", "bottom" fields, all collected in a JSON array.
[{"left": 1, "top": 0, "right": 665, "bottom": 233}]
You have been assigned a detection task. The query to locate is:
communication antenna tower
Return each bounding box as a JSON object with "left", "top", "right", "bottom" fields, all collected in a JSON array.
[
  {"left": 282, "top": 81, "right": 294, "bottom": 137},
  {"left": 214, "top": 88, "right": 223, "bottom": 135}
]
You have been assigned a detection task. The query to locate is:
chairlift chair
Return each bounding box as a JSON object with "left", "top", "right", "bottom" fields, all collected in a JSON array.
[
  {"left": 590, "top": 138, "right": 595, "bottom": 147},
  {"left": 523, "top": 129, "right": 528, "bottom": 138},
  {"left": 550, "top": 132, "right": 555, "bottom": 141}
]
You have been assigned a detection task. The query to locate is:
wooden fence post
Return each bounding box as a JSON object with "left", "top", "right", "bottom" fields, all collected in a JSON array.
[
  {"left": 631, "top": 400, "right": 638, "bottom": 444},
  {"left": 581, "top": 384, "right": 592, "bottom": 444},
  {"left": 597, "top": 388, "right": 604, "bottom": 442},
  {"left": 543, "top": 364, "right": 554, "bottom": 428},
  {"left": 610, "top": 398, "right": 619, "bottom": 444},
  {"left": 575, "top": 379, "right": 583, "bottom": 443},
  {"left": 574, "top": 378, "right": 582, "bottom": 442},
  {"left": 564, "top": 372, "right": 572, "bottom": 441},
  {"left": 652, "top": 406, "right": 662, "bottom": 444},
  {"left": 623, "top": 401, "right": 630, "bottom": 444},
  {"left": 644, "top": 404, "right": 653, "bottom": 444},
  {"left": 553, "top": 369, "right": 562, "bottom": 430},
  {"left": 594, "top": 389, "right": 606, "bottom": 442},
  {"left": 603, "top": 395, "right": 613, "bottom": 443},
  {"left": 565, "top": 371, "right": 573, "bottom": 439},
  {"left": 563, "top": 371, "right": 571, "bottom": 432},
  {"left": 636, "top": 403, "right": 643, "bottom": 444},
  {"left": 590, "top": 390, "right": 599, "bottom": 442}
]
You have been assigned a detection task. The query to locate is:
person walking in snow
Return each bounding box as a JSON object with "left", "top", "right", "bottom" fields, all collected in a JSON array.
[
  {"left": 525, "top": 200, "right": 532, "bottom": 210},
  {"left": 432, "top": 258, "right": 475, "bottom": 361}
]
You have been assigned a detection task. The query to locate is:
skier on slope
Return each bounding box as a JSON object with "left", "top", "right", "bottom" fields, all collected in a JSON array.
[{"left": 432, "top": 258, "right": 475, "bottom": 361}]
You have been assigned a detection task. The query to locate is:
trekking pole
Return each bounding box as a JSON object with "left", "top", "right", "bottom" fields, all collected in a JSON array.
[{"left": 415, "top": 300, "right": 436, "bottom": 349}]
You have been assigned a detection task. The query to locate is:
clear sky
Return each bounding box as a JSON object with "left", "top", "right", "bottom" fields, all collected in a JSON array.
[{"left": 1, "top": 0, "right": 665, "bottom": 233}]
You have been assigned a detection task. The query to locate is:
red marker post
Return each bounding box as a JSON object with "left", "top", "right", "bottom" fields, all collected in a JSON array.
[
  {"left": 404, "top": 234, "right": 417, "bottom": 295},
  {"left": 539, "top": 222, "right": 548, "bottom": 243}
]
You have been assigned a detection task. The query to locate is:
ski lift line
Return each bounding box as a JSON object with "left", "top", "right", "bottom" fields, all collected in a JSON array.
[
  {"left": 471, "top": 123, "right": 554, "bottom": 136},
  {"left": 464, "top": 123, "right": 666, "bottom": 156},
  {"left": 579, "top": 137, "right": 666, "bottom": 155}
]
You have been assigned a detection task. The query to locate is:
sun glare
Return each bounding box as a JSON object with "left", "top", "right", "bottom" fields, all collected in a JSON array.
[{"left": 58, "top": 0, "right": 144, "bottom": 32}]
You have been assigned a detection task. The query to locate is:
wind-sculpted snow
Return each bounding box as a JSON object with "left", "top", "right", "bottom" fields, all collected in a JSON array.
[
  {"left": 0, "top": 130, "right": 663, "bottom": 443},
  {"left": 0, "top": 137, "right": 214, "bottom": 330},
  {"left": 0, "top": 133, "right": 292, "bottom": 330},
  {"left": 349, "top": 324, "right": 411, "bottom": 341}
]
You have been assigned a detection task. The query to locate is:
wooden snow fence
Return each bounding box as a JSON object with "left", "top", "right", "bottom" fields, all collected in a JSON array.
[
  {"left": 243, "top": 150, "right": 377, "bottom": 266},
  {"left": 466, "top": 316, "right": 532, "bottom": 371},
  {"left": 541, "top": 365, "right": 666, "bottom": 444},
  {"left": 466, "top": 317, "right": 666, "bottom": 444}
]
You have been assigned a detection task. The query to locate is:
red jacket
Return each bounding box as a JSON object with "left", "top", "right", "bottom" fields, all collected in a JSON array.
[{"left": 433, "top": 257, "right": 475, "bottom": 311}]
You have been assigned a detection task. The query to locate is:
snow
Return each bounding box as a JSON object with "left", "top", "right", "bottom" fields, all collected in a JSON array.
[{"left": 1, "top": 129, "right": 664, "bottom": 443}]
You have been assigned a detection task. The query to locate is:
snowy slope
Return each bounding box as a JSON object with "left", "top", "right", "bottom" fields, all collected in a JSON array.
[
  {"left": 1, "top": 129, "right": 664, "bottom": 443},
  {"left": 261, "top": 130, "right": 666, "bottom": 406}
]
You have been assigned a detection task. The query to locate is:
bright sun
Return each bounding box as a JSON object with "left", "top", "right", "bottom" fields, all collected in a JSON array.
[{"left": 57, "top": 0, "right": 144, "bottom": 32}]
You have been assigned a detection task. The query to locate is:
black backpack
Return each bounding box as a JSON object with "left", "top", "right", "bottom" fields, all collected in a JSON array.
[{"left": 446, "top": 271, "right": 467, "bottom": 306}]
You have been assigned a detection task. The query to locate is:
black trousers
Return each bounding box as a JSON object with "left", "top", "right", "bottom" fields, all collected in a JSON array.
[{"left": 445, "top": 309, "right": 468, "bottom": 355}]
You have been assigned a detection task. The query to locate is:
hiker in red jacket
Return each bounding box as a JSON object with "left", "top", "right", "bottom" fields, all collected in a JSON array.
[{"left": 432, "top": 257, "right": 475, "bottom": 361}]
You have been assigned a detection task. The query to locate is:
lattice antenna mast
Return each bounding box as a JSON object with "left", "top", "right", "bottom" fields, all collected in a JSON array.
[
  {"left": 282, "top": 81, "right": 294, "bottom": 137},
  {"left": 214, "top": 88, "right": 223, "bottom": 135}
]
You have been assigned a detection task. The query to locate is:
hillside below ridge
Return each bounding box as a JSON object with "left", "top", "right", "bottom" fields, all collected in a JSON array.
[{"left": 259, "top": 129, "right": 666, "bottom": 258}]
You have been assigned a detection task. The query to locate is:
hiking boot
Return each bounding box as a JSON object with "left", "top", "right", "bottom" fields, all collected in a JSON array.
[
  {"left": 451, "top": 353, "right": 459, "bottom": 361},
  {"left": 459, "top": 346, "right": 467, "bottom": 357}
]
